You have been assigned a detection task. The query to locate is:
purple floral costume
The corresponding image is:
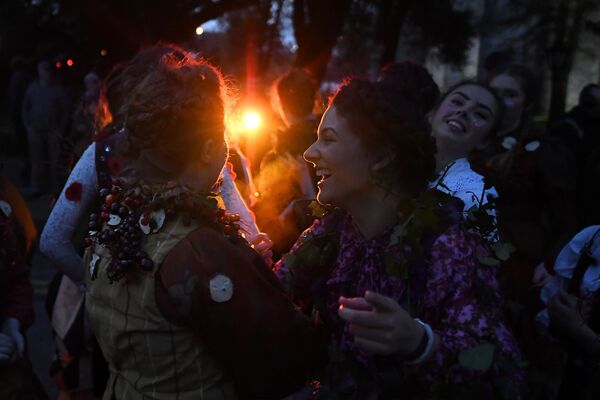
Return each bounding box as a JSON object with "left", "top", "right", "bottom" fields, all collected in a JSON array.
[{"left": 275, "top": 209, "right": 526, "bottom": 399}]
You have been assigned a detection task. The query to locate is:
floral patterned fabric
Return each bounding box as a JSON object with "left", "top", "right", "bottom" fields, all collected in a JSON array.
[{"left": 275, "top": 211, "right": 526, "bottom": 398}]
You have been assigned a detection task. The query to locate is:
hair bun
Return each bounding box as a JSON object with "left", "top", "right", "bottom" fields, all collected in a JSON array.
[
  {"left": 330, "top": 78, "right": 436, "bottom": 196},
  {"left": 378, "top": 62, "right": 440, "bottom": 114}
]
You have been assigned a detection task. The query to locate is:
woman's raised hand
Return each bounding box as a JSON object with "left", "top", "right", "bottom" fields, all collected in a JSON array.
[
  {"left": 338, "top": 291, "right": 425, "bottom": 357},
  {"left": 245, "top": 232, "right": 274, "bottom": 267}
]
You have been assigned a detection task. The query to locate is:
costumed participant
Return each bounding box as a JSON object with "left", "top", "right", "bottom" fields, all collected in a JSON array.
[
  {"left": 536, "top": 225, "right": 600, "bottom": 399},
  {"left": 378, "top": 64, "right": 499, "bottom": 229},
  {"left": 0, "top": 175, "right": 37, "bottom": 261},
  {"left": 429, "top": 82, "right": 502, "bottom": 227},
  {"left": 0, "top": 188, "right": 37, "bottom": 399},
  {"left": 474, "top": 64, "right": 578, "bottom": 398},
  {"left": 548, "top": 83, "right": 600, "bottom": 229},
  {"left": 275, "top": 78, "right": 525, "bottom": 399},
  {"left": 39, "top": 45, "right": 269, "bottom": 400},
  {"left": 83, "top": 48, "right": 324, "bottom": 399},
  {"left": 475, "top": 64, "right": 577, "bottom": 274},
  {"left": 255, "top": 68, "right": 319, "bottom": 258}
]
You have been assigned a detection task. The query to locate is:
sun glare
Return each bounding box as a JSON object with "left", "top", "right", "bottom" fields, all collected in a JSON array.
[{"left": 242, "top": 111, "right": 262, "bottom": 131}]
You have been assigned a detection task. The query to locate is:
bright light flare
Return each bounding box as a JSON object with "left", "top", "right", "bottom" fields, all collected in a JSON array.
[
  {"left": 66, "top": 59, "right": 74, "bottom": 67},
  {"left": 226, "top": 107, "right": 266, "bottom": 144},
  {"left": 242, "top": 111, "right": 262, "bottom": 131},
  {"left": 195, "top": 26, "right": 204, "bottom": 35}
]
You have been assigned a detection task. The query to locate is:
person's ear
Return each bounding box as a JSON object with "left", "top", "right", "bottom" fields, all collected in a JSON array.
[
  {"left": 370, "top": 148, "right": 396, "bottom": 172},
  {"left": 199, "top": 139, "right": 215, "bottom": 164},
  {"left": 426, "top": 110, "right": 434, "bottom": 124}
]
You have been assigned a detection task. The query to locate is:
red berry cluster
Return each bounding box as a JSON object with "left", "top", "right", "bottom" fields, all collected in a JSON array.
[{"left": 86, "top": 179, "right": 241, "bottom": 283}]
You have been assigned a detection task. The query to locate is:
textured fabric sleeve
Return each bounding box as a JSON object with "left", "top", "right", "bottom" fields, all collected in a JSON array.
[
  {"left": 40, "top": 143, "right": 97, "bottom": 285},
  {"left": 155, "top": 227, "right": 326, "bottom": 398},
  {"left": 219, "top": 165, "right": 259, "bottom": 236},
  {"left": 414, "top": 226, "right": 526, "bottom": 396},
  {"left": 0, "top": 213, "right": 34, "bottom": 329}
]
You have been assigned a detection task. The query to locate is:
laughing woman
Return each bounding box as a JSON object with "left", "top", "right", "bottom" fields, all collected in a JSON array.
[
  {"left": 275, "top": 79, "right": 525, "bottom": 399},
  {"left": 429, "top": 82, "right": 503, "bottom": 225}
]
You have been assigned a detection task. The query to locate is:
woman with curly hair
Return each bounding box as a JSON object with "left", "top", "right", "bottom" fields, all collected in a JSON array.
[
  {"left": 40, "top": 44, "right": 270, "bottom": 399},
  {"left": 275, "top": 78, "right": 525, "bottom": 399},
  {"left": 45, "top": 46, "right": 321, "bottom": 400}
]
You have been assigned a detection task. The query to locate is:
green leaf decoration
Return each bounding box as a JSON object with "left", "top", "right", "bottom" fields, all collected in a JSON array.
[
  {"left": 458, "top": 342, "right": 496, "bottom": 371},
  {"left": 282, "top": 253, "right": 298, "bottom": 269},
  {"left": 476, "top": 253, "right": 500, "bottom": 266},
  {"left": 492, "top": 242, "right": 516, "bottom": 261}
]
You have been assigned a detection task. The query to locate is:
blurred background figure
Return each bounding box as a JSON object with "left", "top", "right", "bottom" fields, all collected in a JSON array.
[
  {"left": 55, "top": 72, "right": 109, "bottom": 195},
  {"left": 549, "top": 84, "right": 600, "bottom": 229},
  {"left": 537, "top": 225, "right": 600, "bottom": 400},
  {"left": 7, "top": 57, "right": 33, "bottom": 185},
  {"left": 255, "top": 68, "right": 319, "bottom": 258},
  {"left": 21, "top": 60, "right": 70, "bottom": 197},
  {"left": 0, "top": 174, "right": 45, "bottom": 400}
]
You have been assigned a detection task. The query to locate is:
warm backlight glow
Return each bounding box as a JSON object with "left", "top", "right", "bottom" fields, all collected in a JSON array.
[
  {"left": 242, "top": 111, "right": 262, "bottom": 131},
  {"left": 66, "top": 59, "right": 74, "bottom": 67}
]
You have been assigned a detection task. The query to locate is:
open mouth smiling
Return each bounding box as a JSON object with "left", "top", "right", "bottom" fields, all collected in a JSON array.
[
  {"left": 315, "top": 167, "right": 332, "bottom": 183},
  {"left": 446, "top": 118, "right": 466, "bottom": 134}
]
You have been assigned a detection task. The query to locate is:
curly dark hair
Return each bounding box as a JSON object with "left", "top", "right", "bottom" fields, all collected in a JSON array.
[
  {"left": 105, "top": 43, "right": 188, "bottom": 120},
  {"left": 117, "top": 49, "right": 227, "bottom": 181},
  {"left": 330, "top": 78, "right": 436, "bottom": 197},
  {"left": 274, "top": 68, "right": 317, "bottom": 119},
  {"left": 377, "top": 61, "right": 440, "bottom": 114}
]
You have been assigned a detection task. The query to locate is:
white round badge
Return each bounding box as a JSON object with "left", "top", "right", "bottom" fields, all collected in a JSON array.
[{"left": 209, "top": 274, "right": 234, "bottom": 303}]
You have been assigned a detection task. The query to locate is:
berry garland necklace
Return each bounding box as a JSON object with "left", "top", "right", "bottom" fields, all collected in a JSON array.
[{"left": 86, "top": 178, "right": 241, "bottom": 283}]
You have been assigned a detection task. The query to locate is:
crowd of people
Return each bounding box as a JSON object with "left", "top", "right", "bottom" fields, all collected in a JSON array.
[{"left": 1, "top": 43, "right": 600, "bottom": 400}]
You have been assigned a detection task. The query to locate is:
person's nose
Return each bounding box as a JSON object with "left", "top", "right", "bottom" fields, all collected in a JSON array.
[
  {"left": 454, "top": 107, "right": 467, "bottom": 117},
  {"left": 303, "top": 141, "right": 319, "bottom": 165}
]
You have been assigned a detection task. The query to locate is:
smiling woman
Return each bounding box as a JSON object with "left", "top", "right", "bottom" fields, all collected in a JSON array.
[
  {"left": 428, "top": 81, "right": 504, "bottom": 223},
  {"left": 275, "top": 78, "right": 526, "bottom": 399}
]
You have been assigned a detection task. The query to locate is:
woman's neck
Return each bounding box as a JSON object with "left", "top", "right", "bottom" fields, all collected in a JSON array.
[
  {"left": 342, "top": 188, "right": 401, "bottom": 240},
  {"left": 435, "top": 141, "right": 467, "bottom": 173}
]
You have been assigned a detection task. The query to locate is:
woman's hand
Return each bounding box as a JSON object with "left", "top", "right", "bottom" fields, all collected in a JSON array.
[
  {"left": 548, "top": 289, "right": 585, "bottom": 338},
  {"left": 532, "top": 262, "right": 553, "bottom": 288},
  {"left": 338, "top": 291, "right": 425, "bottom": 356},
  {"left": 1, "top": 318, "right": 23, "bottom": 362},
  {"left": 246, "top": 232, "right": 274, "bottom": 267},
  {"left": 0, "top": 333, "right": 17, "bottom": 365}
]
